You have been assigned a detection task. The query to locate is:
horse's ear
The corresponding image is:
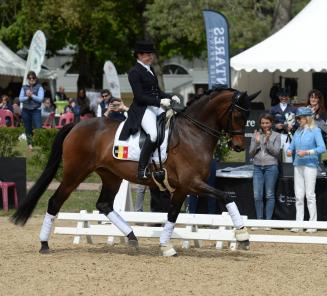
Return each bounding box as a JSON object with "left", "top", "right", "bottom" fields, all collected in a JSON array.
[{"left": 248, "top": 90, "right": 261, "bottom": 101}]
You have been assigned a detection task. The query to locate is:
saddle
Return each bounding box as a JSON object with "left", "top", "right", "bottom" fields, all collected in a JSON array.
[{"left": 113, "top": 112, "right": 175, "bottom": 192}]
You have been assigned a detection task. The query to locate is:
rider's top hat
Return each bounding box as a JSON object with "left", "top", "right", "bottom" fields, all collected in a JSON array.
[{"left": 134, "top": 40, "right": 155, "bottom": 54}]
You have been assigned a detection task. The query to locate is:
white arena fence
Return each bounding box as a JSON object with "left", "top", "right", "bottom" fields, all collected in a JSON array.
[{"left": 53, "top": 180, "right": 327, "bottom": 249}]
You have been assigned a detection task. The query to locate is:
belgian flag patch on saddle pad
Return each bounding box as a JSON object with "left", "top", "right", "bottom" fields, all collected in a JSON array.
[{"left": 114, "top": 146, "right": 129, "bottom": 159}]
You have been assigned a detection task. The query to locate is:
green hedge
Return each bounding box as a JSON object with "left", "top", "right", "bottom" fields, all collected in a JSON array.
[
  {"left": 31, "top": 128, "right": 62, "bottom": 179},
  {"left": 0, "top": 127, "right": 24, "bottom": 157}
]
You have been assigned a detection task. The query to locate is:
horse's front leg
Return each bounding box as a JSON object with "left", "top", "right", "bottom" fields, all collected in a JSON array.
[
  {"left": 191, "top": 180, "right": 250, "bottom": 250},
  {"left": 159, "top": 193, "right": 185, "bottom": 257}
]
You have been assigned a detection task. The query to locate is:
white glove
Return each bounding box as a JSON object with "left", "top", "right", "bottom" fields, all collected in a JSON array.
[
  {"left": 171, "top": 95, "right": 180, "bottom": 104},
  {"left": 160, "top": 98, "right": 171, "bottom": 108}
]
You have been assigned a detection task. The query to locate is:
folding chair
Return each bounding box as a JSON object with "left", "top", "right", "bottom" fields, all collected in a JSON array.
[
  {"left": 0, "top": 109, "right": 15, "bottom": 127},
  {"left": 55, "top": 112, "right": 74, "bottom": 128},
  {"left": 42, "top": 112, "right": 56, "bottom": 128}
]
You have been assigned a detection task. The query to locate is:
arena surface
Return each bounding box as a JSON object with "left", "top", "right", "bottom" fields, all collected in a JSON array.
[{"left": 0, "top": 216, "right": 326, "bottom": 296}]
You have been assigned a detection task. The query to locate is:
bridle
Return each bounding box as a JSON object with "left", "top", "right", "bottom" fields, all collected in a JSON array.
[{"left": 177, "top": 90, "right": 249, "bottom": 139}]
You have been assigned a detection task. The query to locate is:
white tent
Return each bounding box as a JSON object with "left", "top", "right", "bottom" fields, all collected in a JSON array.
[
  {"left": 0, "top": 40, "right": 56, "bottom": 81},
  {"left": 231, "top": 0, "right": 327, "bottom": 108}
]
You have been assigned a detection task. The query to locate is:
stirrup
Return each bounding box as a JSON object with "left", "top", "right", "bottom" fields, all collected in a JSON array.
[{"left": 137, "top": 167, "right": 150, "bottom": 180}]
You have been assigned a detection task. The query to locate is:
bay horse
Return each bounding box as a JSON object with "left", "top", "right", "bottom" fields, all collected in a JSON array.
[{"left": 12, "top": 86, "right": 259, "bottom": 256}]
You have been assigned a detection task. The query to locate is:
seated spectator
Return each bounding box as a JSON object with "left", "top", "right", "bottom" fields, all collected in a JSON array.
[
  {"left": 249, "top": 113, "right": 281, "bottom": 226},
  {"left": 97, "top": 89, "right": 113, "bottom": 117},
  {"left": 64, "top": 98, "right": 80, "bottom": 118},
  {"left": 0, "top": 94, "right": 14, "bottom": 113},
  {"left": 41, "top": 98, "right": 56, "bottom": 123},
  {"left": 12, "top": 97, "right": 21, "bottom": 126},
  {"left": 76, "top": 88, "right": 94, "bottom": 117},
  {"left": 103, "top": 97, "right": 128, "bottom": 121},
  {"left": 287, "top": 107, "right": 326, "bottom": 233},
  {"left": 55, "top": 86, "right": 68, "bottom": 101}
]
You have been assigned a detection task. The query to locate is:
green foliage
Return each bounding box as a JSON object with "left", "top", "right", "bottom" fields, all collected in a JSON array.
[
  {"left": 0, "top": 127, "right": 24, "bottom": 157},
  {"left": 31, "top": 128, "right": 62, "bottom": 178},
  {"left": 214, "top": 134, "right": 231, "bottom": 161}
]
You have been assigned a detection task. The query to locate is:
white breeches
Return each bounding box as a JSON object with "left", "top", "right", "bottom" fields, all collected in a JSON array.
[
  {"left": 141, "top": 106, "right": 165, "bottom": 142},
  {"left": 294, "top": 166, "right": 317, "bottom": 221}
]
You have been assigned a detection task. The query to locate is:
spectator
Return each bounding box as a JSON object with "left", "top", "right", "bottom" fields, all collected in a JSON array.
[
  {"left": 19, "top": 71, "right": 44, "bottom": 150},
  {"left": 97, "top": 89, "right": 112, "bottom": 117},
  {"left": 12, "top": 97, "right": 21, "bottom": 126},
  {"left": 249, "top": 113, "right": 281, "bottom": 227},
  {"left": 134, "top": 184, "right": 148, "bottom": 212},
  {"left": 42, "top": 82, "right": 52, "bottom": 102},
  {"left": 41, "top": 98, "right": 55, "bottom": 123},
  {"left": 287, "top": 107, "right": 326, "bottom": 233},
  {"left": 0, "top": 94, "right": 13, "bottom": 112},
  {"left": 76, "top": 88, "right": 94, "bottom": 117},
  {"left": 103, "top": 97, "right": 128, "bottom": 121},
  {"left": 270, "top": 88, "right": 297, "bottom": 162},
  {"left": 64, "top": 98, "right": 80, "bottom": 118},
  {"left": 55, "top": 86, "right": 68, "bottom": 101},
  {"left": 306, "top": 89, "right": 327, "bottom": 141},
  {"left": 187, "top": 159, "right": 218, "bottom": 214}
]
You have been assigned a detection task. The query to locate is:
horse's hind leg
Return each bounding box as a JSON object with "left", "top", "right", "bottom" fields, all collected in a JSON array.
[
  {"left": 96, "top": 169, "right": 138, "bottom": 249},
  {"left": 39, "top": 169, "right": 92, "bottom": 253}
]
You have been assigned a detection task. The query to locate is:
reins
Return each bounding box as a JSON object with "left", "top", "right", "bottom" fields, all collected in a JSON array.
[{"left": 171, "top": 90, "right": 249, "bottom": 138}]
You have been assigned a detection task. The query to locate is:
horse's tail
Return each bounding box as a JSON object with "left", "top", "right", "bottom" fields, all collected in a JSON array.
[{"left": 11, "top": 123, "right": 75, "bottom": 226}]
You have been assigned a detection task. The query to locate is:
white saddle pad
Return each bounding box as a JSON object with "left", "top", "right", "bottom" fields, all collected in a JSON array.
[{"left": 113, "top": 121, "right": 169, "bottom": 163}]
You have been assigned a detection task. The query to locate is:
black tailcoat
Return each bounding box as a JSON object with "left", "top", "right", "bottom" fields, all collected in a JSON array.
[{"left": 119, "top": 63, "right": 169, "bottom": 140}]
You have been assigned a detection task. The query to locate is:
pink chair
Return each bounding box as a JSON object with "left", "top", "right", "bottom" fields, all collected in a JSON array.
[
  {"left": 0, "top": 181, "right": 19, "bottom": 211},
  {"left": 0, "top": 109, "right": 15, "bottom": 127},
  {"left": 42, "top": 112, "right": 56, "bottom": 128},
  {"left": 55, "top": 112, "right": 74, "bottom": 128}
]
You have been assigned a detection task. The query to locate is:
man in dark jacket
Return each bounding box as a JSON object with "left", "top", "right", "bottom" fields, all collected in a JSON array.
[{"left": 119, "top": 40, "right": 180, "bottom": 180}]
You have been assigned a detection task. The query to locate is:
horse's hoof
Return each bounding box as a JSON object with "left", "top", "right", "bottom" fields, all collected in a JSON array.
[
  {"left": 237, "top": 240, "right": 250, "bottom": 251},
  {"left": 128, "top": 239, "right": 139, "bottom": 250},
  {"left": 39, "top": 241, "right": 50, "bottom": 254},
  {"left": 160, "top": 243, "right": 177, "bottom": 257},
  {"left": 235, "top": 227, "right": 250, "bottom": 241}
]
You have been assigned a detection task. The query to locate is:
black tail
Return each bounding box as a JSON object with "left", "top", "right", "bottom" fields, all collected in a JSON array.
[{"left": 11, "top": 123, "right": 75, "bottom": 225}]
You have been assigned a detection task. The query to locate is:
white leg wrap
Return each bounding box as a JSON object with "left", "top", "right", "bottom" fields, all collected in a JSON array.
[
  {"left": 108, "top": 211, "right": 133, "bottom": 236},
  {"left": 39, "top": 212, "right": 56, "bottom": 242},
  {"left": 226, "top": 202, "right": 244, "bottom": 229},
  {"left": 160, "top": 221, "right": 176, "bottom": 245}
]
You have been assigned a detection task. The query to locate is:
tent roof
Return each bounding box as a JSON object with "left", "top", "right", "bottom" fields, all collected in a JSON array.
[
  {"left": 0, "top": 40, "right": 56, "bottom": 79},
  {"left": 231, "top": 0, "right": 327, "bottom": 73}
]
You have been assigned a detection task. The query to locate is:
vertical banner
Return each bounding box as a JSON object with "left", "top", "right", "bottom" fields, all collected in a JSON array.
[
  {"left": 103, "top": 60, "right": 121, "bottom": 98},
  {"left": 202, "top": 10, "right": 230, "bottom": 88},
  {"left": 23, "top": 30, "right": 46, "bottom": 84}
]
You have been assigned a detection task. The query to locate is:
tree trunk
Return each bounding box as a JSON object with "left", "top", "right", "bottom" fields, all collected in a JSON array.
[
  {"left": 271, "top": 0, "right": 292, "bottom": 34},
  {"left": 152, "top": 55, "right": 165, "bottom": 91}
]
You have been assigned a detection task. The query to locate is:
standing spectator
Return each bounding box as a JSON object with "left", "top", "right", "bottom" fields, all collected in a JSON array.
[
  {"left": 55, "top": 86, "right": 68, "bottom": 101},
  {"left": 103, "top": 98, "right": 128, "bottom": 121},
  {"left": 249, "top": 113, "right": 281, "bottom": 227},
  {"left": 287, "top": 107, "right": 326, "bottom": 233},
  {"left": 306, "top": 89, "right": 327, "bottom": 140},
  {"left": 270, "top": 88, "right": 297, "bottom": 162},
  {"left": 134, "top": 184, "right": 148, "bottom": 212},
  {"left": 19, "top": 71, "right": 44, "bottom": 150}
]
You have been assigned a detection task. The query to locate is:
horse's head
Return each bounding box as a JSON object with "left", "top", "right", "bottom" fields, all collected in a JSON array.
[{"left": 212, "top": 88, "right": 260, "bottom": 152}]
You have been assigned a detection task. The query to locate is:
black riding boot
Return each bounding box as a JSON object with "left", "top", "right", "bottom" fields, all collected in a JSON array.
[{"left": 138, "top": 135, "right": 156, "bottom": 180}]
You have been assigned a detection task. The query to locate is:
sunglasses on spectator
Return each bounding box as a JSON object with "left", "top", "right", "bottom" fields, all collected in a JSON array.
[
  {"left": 28, "top": 77, "right": 36, "bottom": 80},
  {"left": 102, "top": 94, "right": 110, "bottom": 98}
]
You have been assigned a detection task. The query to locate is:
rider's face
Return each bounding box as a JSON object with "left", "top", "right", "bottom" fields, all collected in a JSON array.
[{"left": 138, "top": 52, "right": 154, "bottom": 65}]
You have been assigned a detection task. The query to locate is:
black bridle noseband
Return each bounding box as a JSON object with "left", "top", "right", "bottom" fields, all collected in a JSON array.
[{"left": 177, "top": 90, "right": 249, "bottom": 139}]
